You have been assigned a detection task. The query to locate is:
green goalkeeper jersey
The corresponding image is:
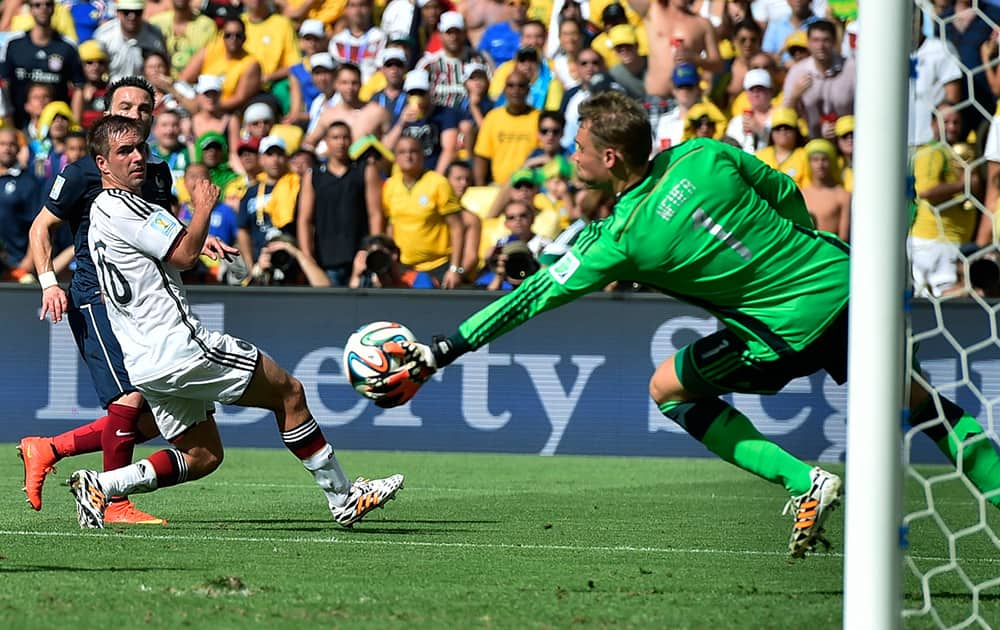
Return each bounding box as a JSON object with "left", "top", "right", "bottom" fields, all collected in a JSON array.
[{"left": 452, "top": 139, "right": 851, "bottom": 363}]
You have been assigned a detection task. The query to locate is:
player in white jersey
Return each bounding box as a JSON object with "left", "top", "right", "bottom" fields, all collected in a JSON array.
[{"left": 70, "top": 115, "right": 404, "bottom": 529}]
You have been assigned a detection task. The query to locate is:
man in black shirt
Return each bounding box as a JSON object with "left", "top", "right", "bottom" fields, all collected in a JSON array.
[
  {"left": 296, "top": 120, "right": 384, "bottom": 286},
  {"left": 0, "top": 0, "right": 84, "bottom": 128}
]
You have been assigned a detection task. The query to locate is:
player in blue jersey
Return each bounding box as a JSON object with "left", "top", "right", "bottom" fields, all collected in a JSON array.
[{"left": 18, "top": 76, "right": 233, "bottom": 524}]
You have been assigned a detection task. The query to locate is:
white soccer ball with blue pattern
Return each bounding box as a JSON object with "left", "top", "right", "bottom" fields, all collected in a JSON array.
[{"left": 343, "top": 321, "right": 416, "bottom": 398}]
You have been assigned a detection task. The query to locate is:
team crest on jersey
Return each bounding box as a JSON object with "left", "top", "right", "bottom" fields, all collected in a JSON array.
[
  {"left": 4, "top": 180, "right": 15, "bottom": 195},
  {"left": 549, "top": 252, "right": 580, "bottom": 285},
  {"left": 49, "top": 175, "right": 65, "bottom": 199},
  {"left": 48, "top": 55, "right": 64, "bottom": 72}
]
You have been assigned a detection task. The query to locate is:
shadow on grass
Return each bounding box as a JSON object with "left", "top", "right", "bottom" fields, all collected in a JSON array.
[{"left": 0, "top": 565, "right": 185, "bottom": 574}]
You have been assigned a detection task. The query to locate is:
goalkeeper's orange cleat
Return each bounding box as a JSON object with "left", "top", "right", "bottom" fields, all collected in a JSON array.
[
  {"left": 17, "top": 436, "right": 58, "bottom": 511},
  {"left": 104, "top": 500, "right": 167, "bottom": 525}
]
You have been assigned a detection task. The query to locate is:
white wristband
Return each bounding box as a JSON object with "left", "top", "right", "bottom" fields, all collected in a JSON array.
[{"left": 39, "top": 271, "right": 58, "bottom": 289}]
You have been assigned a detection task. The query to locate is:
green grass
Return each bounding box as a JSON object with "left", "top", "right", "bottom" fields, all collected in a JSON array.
[{"left": 0, "top": 448, "right": 996, "bottom": 629}]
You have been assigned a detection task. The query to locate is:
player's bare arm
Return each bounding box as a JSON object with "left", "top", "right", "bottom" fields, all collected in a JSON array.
[{"left": 30, "top": 206, "right": 69, "bottom": 323}]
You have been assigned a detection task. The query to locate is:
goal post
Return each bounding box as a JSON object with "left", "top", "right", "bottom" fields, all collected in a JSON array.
[{"left": 844, "top": 0, "right": 913, "bottom": 627}]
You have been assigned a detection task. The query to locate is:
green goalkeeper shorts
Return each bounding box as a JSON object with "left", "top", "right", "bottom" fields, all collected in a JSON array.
[{"left": 675, "top": 307, "right": 849, "bottom": 397}]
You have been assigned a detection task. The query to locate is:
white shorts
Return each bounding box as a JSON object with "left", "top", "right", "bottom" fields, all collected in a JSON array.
[
  {"left": 137, "top": 332, "right": 259, "bottom": 441},
  {"left": 984, "top": 116, "right": 1000, "bottom": 163},
  {"left": 908, "top": 236, "right": 961, "bottom": 297}
]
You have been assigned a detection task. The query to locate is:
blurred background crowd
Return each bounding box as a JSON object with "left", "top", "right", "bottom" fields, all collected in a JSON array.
[{"left": 0, "top": 0, "right": 998, "bottom": 296}]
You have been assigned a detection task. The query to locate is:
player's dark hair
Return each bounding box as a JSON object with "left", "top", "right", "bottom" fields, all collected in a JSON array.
[
  {"left": 578, "top": 91, "right": 651, "bottom": 170},
  {"left": 106, "top": 76, "right": 155, "bottom": 111},
  {"left": 807, "top": 19, "right": 837, "bottom": 39},
  {"left": 88, "top": 115, "right": 145, "bottom": 160}
]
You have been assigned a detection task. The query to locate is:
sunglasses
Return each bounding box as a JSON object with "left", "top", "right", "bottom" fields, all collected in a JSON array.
[
  {"left": 84, "top": 59, "right": 107, "bottom": 65},
  {"left": 223, "top": 32, "right": 245, "bottom": 40},
  {"left": 30, "top": 1, "right": 54, "bottom": 7},
  {"left": 506, "top": 82, "right": 529, "bottom": 89},
  {"left": 120, "top": 8, "right": 142, "bottom": 15},
  {"left": 773, "top": 125, "right": 795, "bottom": 132},
  {"left": 539, "top": 127, "right": 561, "bottom": 135},
  {"left": 505, "top": 212, "right": 530, "bottom": 220},
  {"left": 512, "top": 182, "right": 534, "bottom": 190},
  {"left": 384, "top": 60, "right": 405, "bottom": 68}
]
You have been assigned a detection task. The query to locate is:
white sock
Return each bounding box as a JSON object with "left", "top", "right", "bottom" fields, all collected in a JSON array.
[
  {"left": 302, "top": 444, "right": 350, "bottom": 507},
  {"left": 98, "top": 459, "right": 158, "bottom": 496}
]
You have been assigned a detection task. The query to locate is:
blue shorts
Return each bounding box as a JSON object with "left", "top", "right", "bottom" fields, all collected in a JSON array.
[{"left": 67, "top": 302, "right": 136, "bottom": 408}]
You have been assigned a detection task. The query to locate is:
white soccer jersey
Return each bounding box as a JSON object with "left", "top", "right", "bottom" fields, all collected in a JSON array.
[{"left": 88, "top": 188, "right": 229, "bottom": 384}]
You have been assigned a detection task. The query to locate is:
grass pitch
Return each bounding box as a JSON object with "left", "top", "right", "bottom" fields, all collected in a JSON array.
[{"left": 0, "top": 447, "right": 996, "bottom": 629}]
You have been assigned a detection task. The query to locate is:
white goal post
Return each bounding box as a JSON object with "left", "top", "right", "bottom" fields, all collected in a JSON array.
[{"left": 844, "top": 0, "right": 912, "bottom": 627}]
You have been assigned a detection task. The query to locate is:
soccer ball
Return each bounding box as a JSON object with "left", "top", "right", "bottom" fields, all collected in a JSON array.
[{"left": 343, "top": 321, "right": 416, "bottom": 398}]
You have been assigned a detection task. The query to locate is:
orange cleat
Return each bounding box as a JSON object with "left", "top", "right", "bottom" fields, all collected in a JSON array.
[
  {"left": 104, "top": 500, "right": 167, "bottom": 525},
  {"left": 17, "top": 436, "right": 58, "bottom": 511}
]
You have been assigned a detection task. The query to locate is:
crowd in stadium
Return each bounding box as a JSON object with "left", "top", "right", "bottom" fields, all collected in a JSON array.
[{"left": 0, "top": 0, "right": 999, "bottom": 295}]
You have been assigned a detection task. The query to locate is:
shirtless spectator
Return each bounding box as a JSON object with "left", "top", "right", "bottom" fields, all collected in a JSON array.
[
  {"left": 189, "top": 75, "right": 232, "bottom": 140},
  {"left": 304, "top": 63, "right": 390, "bottom": 149},
  {"left": 800, "top": 138, "right": 850, "bottom": 241},
  {"left": 630, "top": 0, "right": 722, "bottom": 99},
  {"left": 462, "top": 0, "right": 509, "bottom": 47}
]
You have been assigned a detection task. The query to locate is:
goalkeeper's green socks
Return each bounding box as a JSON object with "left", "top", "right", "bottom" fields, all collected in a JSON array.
[
  {"left": 914, "top": 396, "right": 1000, "bottom": 507},
  {"left": 659, "top": 398, "right": 813, "bottom": 495}
]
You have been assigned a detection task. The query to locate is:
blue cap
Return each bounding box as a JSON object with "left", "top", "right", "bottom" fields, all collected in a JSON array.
[{"left": 672, "top": 63, "right": 699, "bottom": 88}]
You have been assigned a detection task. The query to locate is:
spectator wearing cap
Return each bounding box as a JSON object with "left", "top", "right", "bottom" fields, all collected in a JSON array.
[
  {"left": 385, "top": 69, "right": 460, "bottom": 173},
  {"left": 303, "top": 53, "right": 340, "bottom": 134},
  {"left": 235, "top": 136, "right": 262, "bottom": 186},
  {"left": 653, "top": 62, "right": 708, "bottom": 151},
  {"left": 754, "top": 106, "right": 807, "bottom": 187},
  {"left": 74, "top": 40, "right": 110, "bottom": 130},
  {"left": 189, "top": 75, "right": 232, "bottom": 142},
  {"left": 782, "top": 20, "right": 855, "bottom": 139},
  {"left": 93, "top": 0, "right": 167, "bottom": 81},
  {"left": 724, "top": 67, "right": 775, "bottom": 153},
  {"left": 358, "top": 32, "right": 413, "bottom": 101},
  {"left": 297, "top": 120, "right": 385, "bottom": 286},
  {"left": 237, "top": 135, "right": 301, "bottom": 268},
  {"left": 490, "top": 21, "right": 563, "bottom": 109},
  {"left": 382, "top": 134, "right": 466, "bottom": 288},
  {"left": 473, "top": 69, "right": 539, "bottom": 185},
  {"left": 721, "top": 19, "right": 763, "bottom": 111},
  {"left": 607, "top": 24, "right": 646, "bottom": 100},
  {"left": 180, "top": 17, "right": 262, "bottom": 113},
  {"left": 728, "top": 51, "right": 782, "bottom": 118},
  {"left": 285, "top": 20, "right": 331, "bottom": 127},
  {"left": 487, "top": 165, "right": 559, "bottom": 239},
  {"left": 834, "top": 114, "right": 853, "bottom": 193},
  {"left": 0, "top": 0, "right": 84, "bottom": 130},
  {"left": 682, "top": 102, "right": 727, "bottom": 141},
  {"left": 370, "top": 49, "right": 409, "bottom": 127},
  {"left": 241, "top": 0, "right": 301, "bottom": 112},
  {"left": 455, "top": 63, "right": 494, "bottom": 156},
  {"left": 479, "top": 0, "right": 528, "bottom": 65},
  {"left": 633, "top": 0, "right": 720, "bottom": 100},
  {"left": 761, "top": 0, "right": 820, "bottom": 58},
  {"left": 303, "top": 62, "right": 391, "bottom": 150},
  {"left": 194, "top": 130, "right": 243, "bottom": 205},
  {"left": 148, "top": 0, "right": 217, "bottom": 79},
  {"left": 240, "top": 101, "right": 307, "bottom": 165},
  {"left": 782, "top": 29, "right": 809, "bottom": 68},
  {"left": 800, "top": 138, "right": 850, "bottom": 242},
  {"left": 329, "top": 0, "right": 387, "bottom": 85},
  {"left": 417, "top": 10, "right": 495, "bottom": 110},
  {"left": 590, "top": 2, "right": 649, "bottom": 71}
]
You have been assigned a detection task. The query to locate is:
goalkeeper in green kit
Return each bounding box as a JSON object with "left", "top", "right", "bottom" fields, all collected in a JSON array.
[{"left": 368, "top": 91, "right": 1000, "bottom": 559}]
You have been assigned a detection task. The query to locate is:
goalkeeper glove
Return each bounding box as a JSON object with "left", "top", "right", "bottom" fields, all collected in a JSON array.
[{"left": 365, "top": 336, "right": 459, "bottom": 408}]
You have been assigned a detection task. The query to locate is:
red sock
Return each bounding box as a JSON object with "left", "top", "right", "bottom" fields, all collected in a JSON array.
[
  {"left": 51, "top": 416, "right": 108, "bottom": 458},
  {"left": 147, "top": 449, "right": 185, "bottom": 488},
  {"left": 102, "top": 403, "right": 141, "bottom": 472}
]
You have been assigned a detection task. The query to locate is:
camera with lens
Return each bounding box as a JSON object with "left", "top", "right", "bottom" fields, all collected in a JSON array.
[
  {"left": 361, "top": 235, "right": 399, "bottom": 276},
  {"left": 488, "top": 237, "right": 540, "bottom": 282}
]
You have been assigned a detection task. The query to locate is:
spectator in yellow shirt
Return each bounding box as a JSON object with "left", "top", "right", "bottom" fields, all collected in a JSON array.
[
  {"left": 755, "top": 107, "right": 807, "bottom": 188},
  {"left": 383, "top": 135, "right": 466, "bottom": 287},
  {"left": 473, "top": 70, "right": 540, "bottom": 185}
]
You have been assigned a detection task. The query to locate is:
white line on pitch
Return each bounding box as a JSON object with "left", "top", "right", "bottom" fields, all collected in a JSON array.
[{"left": 0, "top": 529, "right": 997, "bottom": 564}]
